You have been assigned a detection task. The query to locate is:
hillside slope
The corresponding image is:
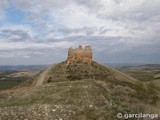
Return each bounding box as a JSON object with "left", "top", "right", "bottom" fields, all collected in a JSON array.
[
  {"left": 22, "top": 61, "right": 138, "bottom": 87},
  {"left": 0, "top": 61, "right": 160, "bottom": 120}
]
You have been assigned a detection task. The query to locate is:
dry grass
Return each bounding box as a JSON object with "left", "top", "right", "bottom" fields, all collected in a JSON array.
[{"left": 0, "top": 61, "right": 160, "bottom": 119}]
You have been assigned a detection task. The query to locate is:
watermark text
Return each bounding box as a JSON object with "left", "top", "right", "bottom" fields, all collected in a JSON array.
[{"left": 117, "top": 113, "right": 159, "bottom": 119}]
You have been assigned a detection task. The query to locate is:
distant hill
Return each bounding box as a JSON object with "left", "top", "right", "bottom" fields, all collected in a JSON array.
[
  {"left": 0, "top": 60, "right": 158, "bottom": 119},
  {"left": 117, "top": 64, "right": 160, "bottom": 80},
  {"left": 21, "top": 61, "right": 138, "bottom": 87},
  {"left": 0, "top": 65, "right": 48, "bottom": 71},
  {"left": 0, "top": 45, "right": 159, "bottom": 119},
  {"left": 118, "top": 64, "right": 160, "bottom": 69}
]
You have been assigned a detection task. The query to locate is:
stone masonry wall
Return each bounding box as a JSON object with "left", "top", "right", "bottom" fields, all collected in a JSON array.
[{"left": 67, "top": 45, "right": 92, "bottom": 65}]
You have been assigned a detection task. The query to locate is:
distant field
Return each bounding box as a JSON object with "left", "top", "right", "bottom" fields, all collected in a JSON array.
[
  {"left": 0, "top": 65, "right": 47, "bottom": 90},
  {"left": 0, "top": 65, "right": 45, "bottom": 90},
  {"left": 118, "top": 70, "right": 158, "bottom": 81},
  {"left": 117, "top": 64, "right": 160, "bottom": 88},
  {"left": 0, "top": 71, "right": 28, "bottom": 90},
  {"left": 0, "top": 79, "right": 25, "bottom": 90},
  {"left": 0, "top": 77, "right": 28, "bottom": 90},
  {"left": 118, "top": 65, "right": 160, "bottom": 81}
]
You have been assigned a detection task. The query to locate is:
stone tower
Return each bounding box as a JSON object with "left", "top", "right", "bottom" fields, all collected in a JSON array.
[{"left": 67, "top": 45, "right": 92, "bottom": 65}]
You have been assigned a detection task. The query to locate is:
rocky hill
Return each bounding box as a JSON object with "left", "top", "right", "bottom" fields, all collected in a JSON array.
[
  {"left": 21, "top": 60, "right": 138, "bottom": 87},
  {"left": 0, "top": 45, "right": 160, "bottom": 120}
]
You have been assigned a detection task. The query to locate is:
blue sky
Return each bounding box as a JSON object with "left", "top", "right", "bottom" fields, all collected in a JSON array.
[
  {"left": 5, "top": 7, "right": 26, "bottom": 24},
  {"left": 0, "top": 0, "right": 160, "bottom": 65}
]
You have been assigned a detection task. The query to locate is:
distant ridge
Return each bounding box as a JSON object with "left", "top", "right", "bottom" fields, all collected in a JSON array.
[{"left": 0, "top": 65, "right": 48, "bottom": 71}]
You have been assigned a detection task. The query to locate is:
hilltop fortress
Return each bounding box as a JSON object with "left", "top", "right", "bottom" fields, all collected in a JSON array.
[{"left": 67, "top": 45, "right": 92, "bottom": 65}]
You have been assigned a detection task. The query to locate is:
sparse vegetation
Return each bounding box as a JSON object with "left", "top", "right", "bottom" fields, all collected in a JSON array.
[
  {"left": 0, "top": 71, "right": 28, "bottom": 90},
  {"left": 118, "top": 65, "right": 160, "bottom": 82},
  {"left": 0, "top": 62, "right": 160, "bottom": 119}
]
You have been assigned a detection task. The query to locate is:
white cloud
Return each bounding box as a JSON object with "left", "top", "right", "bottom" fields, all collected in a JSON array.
[
  {"left": 0, "top": 0, "right": 160, "bottom": 64},
  {"left": 0, "top": 0, "right": 9, "bottom": 9},
  {"left": 10, "top": 0, "right": 160, "bottom": 39},
  {"left": 0, "top": 41, "right": 74, "bottom": 51},
  {"left": 23, "top": 55, "right": 31, "bottom": 59},
  {"left": 0, "top": 0, "right": 9, "bottom": 19}
]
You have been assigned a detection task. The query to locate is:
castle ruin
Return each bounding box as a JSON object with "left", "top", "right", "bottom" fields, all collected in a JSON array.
[{"left": 67, "top": 45, "right": 92, "bottom": 65}]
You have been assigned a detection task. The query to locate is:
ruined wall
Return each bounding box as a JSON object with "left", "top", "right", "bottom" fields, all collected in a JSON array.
[{"left": 67, "top": 45, "right": 92, "bottom": 65}]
